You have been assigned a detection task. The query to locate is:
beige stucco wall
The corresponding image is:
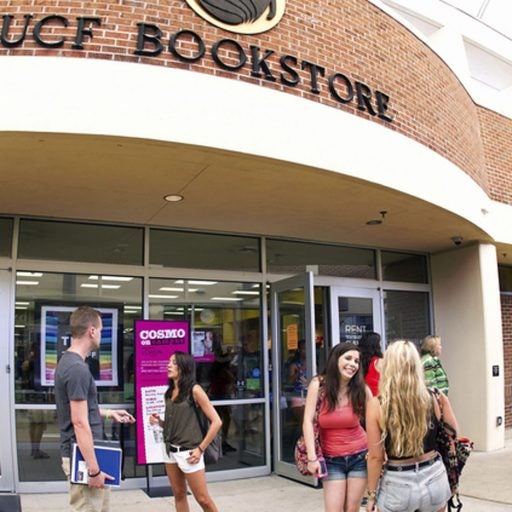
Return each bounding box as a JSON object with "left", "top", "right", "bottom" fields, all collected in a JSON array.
[{"left": 431, "top": 243, "right": 504, "bottom": 450}]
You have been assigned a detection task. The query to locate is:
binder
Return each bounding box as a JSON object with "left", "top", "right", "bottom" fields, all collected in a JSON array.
[{"left": 70, "top": 441, "right": 122, "bottom": 487}]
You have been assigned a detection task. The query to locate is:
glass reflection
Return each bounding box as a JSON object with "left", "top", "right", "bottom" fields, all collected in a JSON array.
[
  {"left": 149, "top": 278, "right": 263, "bottom": 400},
  {"left": 14, "top": 271, "right": 143, "bottom": 406}
]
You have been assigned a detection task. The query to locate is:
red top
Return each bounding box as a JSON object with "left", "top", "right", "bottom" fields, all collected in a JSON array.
[
  {"left": 365, "top": 356, "right": 381, "bottom": 396},
  {"left": 318, "top": 401, "right": 367, "bottom": 456}
]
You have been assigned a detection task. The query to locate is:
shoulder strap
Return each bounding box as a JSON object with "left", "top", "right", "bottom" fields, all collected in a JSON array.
[
  {"left": 314, "top": 381, "right": 325, "bottom": 419},
  {"left": 190, "top": 384, "right": 208, "bottom": 436},
  {"left": 430, "top": 387, "right": 444, "bottom": 421}
]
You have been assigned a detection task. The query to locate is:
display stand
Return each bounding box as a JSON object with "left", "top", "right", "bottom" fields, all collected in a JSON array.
[
  {"left": 0, "top": 494, "right": 22, "bottom": 512},
  {"left": 143, "top": 465, "right": 174, "bottom": 498}
]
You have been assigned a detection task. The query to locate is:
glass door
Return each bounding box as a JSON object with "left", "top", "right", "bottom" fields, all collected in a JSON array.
[
  {"left": 270, "top": 272, "right": 317, "bottom": 483},
  {"left": 330, "top": 287, "right": 382, "bottom": 345},
  {"left": 0, "top": 269, "right": 15, "bottom": 491}
]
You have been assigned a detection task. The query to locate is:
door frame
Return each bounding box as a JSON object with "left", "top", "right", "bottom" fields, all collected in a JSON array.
[
  {"left": 0, "top": 268, "right": 15, "bottom": 492},
  {"left": 270, "top": 272, "right": 317, "bottom": 484},
  {"left": 329, "top": 286, "right": 382, "bottom": 346},
  {"left": 271, "top": 277, "right": 385, "bottom": 484}
]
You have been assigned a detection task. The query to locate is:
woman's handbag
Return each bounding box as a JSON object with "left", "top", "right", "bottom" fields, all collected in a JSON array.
[
  {"left": 294, "top": 382, "right": 325, "bottom": 476},
  {"left": 432, "top": 388, "right": 473, "bottom": 510},
  {"left": 191, "top": 394, "right": 223, "bottom": 464}
]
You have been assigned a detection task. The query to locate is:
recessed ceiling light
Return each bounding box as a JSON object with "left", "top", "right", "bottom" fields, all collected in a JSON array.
[{"left": 164, "top": 194, "right": 184, "bottom": 202}]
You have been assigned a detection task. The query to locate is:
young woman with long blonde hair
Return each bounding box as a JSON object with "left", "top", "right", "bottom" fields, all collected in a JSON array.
[{"left": 366, "top": 340, "right": 458, "bottom": 512}]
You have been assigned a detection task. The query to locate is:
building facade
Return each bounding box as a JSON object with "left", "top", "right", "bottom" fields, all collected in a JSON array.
[{"left": 0, "top": 0, "right": 511, "bottom": 493}]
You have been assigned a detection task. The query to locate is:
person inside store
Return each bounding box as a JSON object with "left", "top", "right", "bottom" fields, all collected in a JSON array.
[
  {"left": 365, "top": 340, "right": 458, "bottom": 512},
  {"left": 54, "top": 305, "right": 135, "bottom": 512},
  {"left": 359, "top": 331, "right": 383, "bottom": 397},
  {"left": 303, "top": 342, "right": 371, "bottom": 512},
  {"left": 22, "top": 343, "right": 50, "bottom": 459},
  {"left": 209, "top": 344, "right": 237, "bottom": 453},
  {"left": 287, "top": 339, "right": 308, "bottom": 416},
  {"left": 149, "top": 351, "right": 222, "bottom": 512},
  {"left": 420, "top": 335, "right": 450, "bottom": 395}
]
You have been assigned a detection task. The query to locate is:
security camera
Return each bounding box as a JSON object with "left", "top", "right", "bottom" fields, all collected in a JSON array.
[{"left": 451, "top": 236, "right": 463, "bottom": 246}]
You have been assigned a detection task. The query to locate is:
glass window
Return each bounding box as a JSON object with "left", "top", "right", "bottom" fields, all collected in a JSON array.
[
  {"left": 15, "top": 408, "right": 141, "bottom": 481},
  {"left": 266, "top": 239, "right": 376, "bottom": 278},
  {"left": 14, "top": 271, "right": 143, "bottom": 481},
  {"left": 384, "top": 290, "right": 430, "bottom": 346},
  {"left": 149, "top": 278, "right": 263, "bottom": 399},
  {"left": 0, "top": 217, "right": 13, "bottom": 257},
  {"left": 18, "top": 219, "right": 144, "bottom": 265},
  {"left": 150, "top": 229, "right": 260, "bottom": 271},
  {"left": 381, "top": 251, "right": 428, "bottom": 283},
  {"left": 14, "top": 272, "right": 143, "bottom": 406},
  {"left": 148, "top": 278, "right": 264, "bottom": 471},
  {"left": 499, "top": 266, "right": 512, "bottom": 292}
]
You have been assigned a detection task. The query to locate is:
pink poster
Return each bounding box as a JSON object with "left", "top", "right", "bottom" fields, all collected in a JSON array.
[{"left": 135, "top": 320, "right": 189, "bottom": 465}]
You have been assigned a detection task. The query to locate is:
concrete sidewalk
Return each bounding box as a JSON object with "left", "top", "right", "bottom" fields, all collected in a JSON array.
[{"left": 20, "top": 434, "right": 512, "bottom": 512}]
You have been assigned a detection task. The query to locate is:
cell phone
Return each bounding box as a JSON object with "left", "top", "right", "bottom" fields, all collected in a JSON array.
[{"left": 317, "top": 456, "right": 328, "bottom": 478}]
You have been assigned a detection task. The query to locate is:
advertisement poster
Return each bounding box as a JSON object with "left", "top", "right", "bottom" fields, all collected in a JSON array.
[
  {"left": 135, "top": 319, "right": 189, "bottom": 465},
  {"left": 40, "top": 305, "right": 119, "bottom": 387},
  {"left": 191, "top": 330, "right": 215, "bottom": 363}
]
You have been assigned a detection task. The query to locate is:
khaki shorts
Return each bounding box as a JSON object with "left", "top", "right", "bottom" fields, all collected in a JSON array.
[{"left": 62, "top": 457, "right": 111, "bottom": 512}]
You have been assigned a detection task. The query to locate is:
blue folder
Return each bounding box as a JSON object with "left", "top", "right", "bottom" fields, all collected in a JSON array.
[{"left": 70, "top": 442, "right": 122, "bottom": 487}]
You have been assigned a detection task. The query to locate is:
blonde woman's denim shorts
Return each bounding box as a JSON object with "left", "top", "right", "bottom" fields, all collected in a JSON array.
[
  {"left": 323, "top": 449, "right": 368, "bottom": 481},
  {"left": 377, "top": 458, "right": 451, "bottom": 512},
  {"left": 161, "top": 444, "right": 205, "bottom": 474}
]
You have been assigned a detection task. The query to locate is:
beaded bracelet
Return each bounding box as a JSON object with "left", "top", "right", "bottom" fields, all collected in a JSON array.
[{"left": 88, "top": 469, "right": 101, "bottom": 478}]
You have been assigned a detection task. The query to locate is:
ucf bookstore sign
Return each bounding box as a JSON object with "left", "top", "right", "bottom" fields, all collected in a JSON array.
[{"left": 0, "top": 4, "right": 394, "bottom": 122}]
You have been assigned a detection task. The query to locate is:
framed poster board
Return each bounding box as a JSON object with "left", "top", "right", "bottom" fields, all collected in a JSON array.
[{"left": 39, "top": 304, "right": 120, "bottom": 387}]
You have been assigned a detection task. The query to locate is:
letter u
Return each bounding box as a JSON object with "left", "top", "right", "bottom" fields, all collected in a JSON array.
[{"left": 1, "top": 14, "right": 33, "bottom": 48}]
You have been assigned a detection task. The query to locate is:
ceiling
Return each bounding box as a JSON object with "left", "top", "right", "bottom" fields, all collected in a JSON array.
[{"left": 0, "top": 131, "right": 503, "bottom": 260}]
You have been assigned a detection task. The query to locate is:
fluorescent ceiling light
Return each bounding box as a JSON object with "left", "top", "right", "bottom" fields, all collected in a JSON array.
[
  {"left": 15, "top": 325, "right": 26, "bottom": 328},
  {"left": 149, "top": 294, "right": 179, "bottom": 299},
  {"left": 16, "top": 271, "right": 43, "bottom": 277},
  {"left": 16, "top": 281, "right": 39, "bottom": 286},
  {"left": 82, "top": 283, "right": 121, "bottom": 290},
  {"left": 15, "top": 306, "right": 28, "bottom": 310},
  {"left": 175, "top": 280, "right": 217, "bottom": 285},
  {"left": 164, "top": 311, "right": 186, "bottom": 315},
  {"left": 89, "top": 275, "right": 133, "bottom": 282},
  {"left": 211, "top": 297, "right": 243, "bottom": 301},
  {"left": 159, "top": 287, "right": 198, "bottom": 292},
  {"left": 124, "top": 306, "right": 142, "bottom": 310},
  {"left": 15, "top": 301, "right": 30, "bottom": 306},
  {"left": 232, "top": 291, "right": 260, "bottom": 296}
]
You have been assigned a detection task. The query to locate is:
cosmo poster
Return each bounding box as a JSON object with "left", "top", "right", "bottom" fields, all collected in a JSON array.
[{"left": 134, "top": 319, "right": 189, "bottom": 465}]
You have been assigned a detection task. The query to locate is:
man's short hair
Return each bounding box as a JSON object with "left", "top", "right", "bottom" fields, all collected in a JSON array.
[{"left": 70, "top": 306, "right": 101, "bottom": 338}]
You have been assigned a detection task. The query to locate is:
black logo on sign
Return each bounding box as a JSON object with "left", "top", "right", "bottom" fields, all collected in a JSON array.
[
  {"left": 185, "top": 0, "right": 285, "bottom": 34},
  {"left": 197, "top": 0, "right": 276, "bottom": 25}
]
